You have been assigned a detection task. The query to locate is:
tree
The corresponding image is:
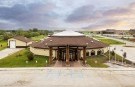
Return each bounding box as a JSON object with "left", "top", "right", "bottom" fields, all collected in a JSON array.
[
  {"left": 16, "top": 29, "right": 24, "bottom": 36},
  {"left": 27, "top": 52, "right": 34, "bottom": 61},
  {"left": 33, "top": 28, "right": 38, "bottom": 32},
  {"left": 3, "top": 33, "right": 13, "bottom": 40},
  {"left": 0, "top": 30, "right": 5, "bottom": 35}
]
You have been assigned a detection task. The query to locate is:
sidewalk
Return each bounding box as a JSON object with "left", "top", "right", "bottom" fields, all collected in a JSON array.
[{"left": 0, "top": 48, "right": 24, "bottom": 59}]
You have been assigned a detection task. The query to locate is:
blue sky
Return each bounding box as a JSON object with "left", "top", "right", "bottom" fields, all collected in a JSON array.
[{"left": 0, "top": 0, "right": 135, "bottom": 30}]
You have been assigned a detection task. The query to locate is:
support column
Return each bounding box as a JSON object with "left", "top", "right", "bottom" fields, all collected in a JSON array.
[
  {"left": 57, "top": 47, "right": 59, "bottom": 60},
  {"left": 55, "top": 50, "right": 57, "bottom": 59},
  {"left": 66, "top": 45, "right": 70, "bottom": 65},
  {"left": 76, "top": 47, "right": 78, "bottom": 61},
  {"left": 78, "top": 50, "right": 80, "bottom": 60},
  {"left": 83, "top": 47, "right": 86, "bottom": 65},
  {"left": 49, "top": 47, "right": 53, "bottom": 65}
]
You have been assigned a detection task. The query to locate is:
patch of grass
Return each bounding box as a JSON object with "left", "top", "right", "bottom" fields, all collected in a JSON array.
[
  {"left": 93, "top": 36, "right": 104, "bottom": 39},
  {"left": 86, "top": 51, "right": 132, "bottom": 68},
  {"left": 86, "top": 55, "right": 109, "bottom": 68},
  {"left": 31, "top": 35, "right": 46, "bottom": 41},
  {"left": 0, "top": 49, "right": 49, "bottom": 67},
  {"left": 0, "top": 40, "right": 7, "bottom": 51},
  {"left": 98, "top": 39, "right": 124, "bottom": 45},
  {"left": 108, "top": 52, "right": 132, "bottom": 64}
]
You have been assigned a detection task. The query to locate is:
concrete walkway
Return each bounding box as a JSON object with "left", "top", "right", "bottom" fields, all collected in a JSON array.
[
  {"left": 0, "top": 48, "right": 23, "bottom": 59},
  {"left": 110, "top": 45, "right": 135, "bottom": 63},
  {"left": 54, "top": 60, "right": 84, "bottom": 67},
  {"left": 0, "top": 68, "right": 135, "bottom": 87}
]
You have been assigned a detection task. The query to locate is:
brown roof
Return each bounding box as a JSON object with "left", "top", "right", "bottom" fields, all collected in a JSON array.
[
  {"left": 129, "top": 38, "right": 135, "bottom": 42},
  {"left": 13, "top": 36, "right": 32, "bottom": 43},
  {"left": 31, "top": 36, "right": 108, "bottom": 49}
]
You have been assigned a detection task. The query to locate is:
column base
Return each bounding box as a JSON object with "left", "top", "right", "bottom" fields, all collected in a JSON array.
[
  {"left": 83, "top": 60, "right": 86, "bottom": 65},
  {"left": 66, "top": 64, "right": 70, "bottom": 67},
  {"left": 66, "top": 60, "right": 70, "bottom": 67}
]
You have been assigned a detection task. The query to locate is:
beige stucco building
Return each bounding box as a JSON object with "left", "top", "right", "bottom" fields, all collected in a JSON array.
[
  {"left": 30, "top": 31, "right": 109, "bottom": 65},
  {"left": 8, "top": 36, "right": 32, "bottom": 48}
]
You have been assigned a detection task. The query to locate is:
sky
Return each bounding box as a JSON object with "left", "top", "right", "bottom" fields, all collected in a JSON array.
[{"left": 0, "top": 0, "right": 135, "bottom": 30}]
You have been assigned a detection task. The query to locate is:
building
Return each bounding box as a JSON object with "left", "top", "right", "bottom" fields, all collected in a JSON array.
[
  {"left": 101, "top": 29, "right": 130, "bottom": 38},
  {"left": 8, "top": 36, "right": 32, "bottom": 48},
  {"left": 30, "top": 31, "right": 108, "bottom": 65},
  {"left": 102, "top": 29, "right": 127, "bottom": 35},
  {"left": 129, "top": 29, "right": 135, "bottom": 35},
  {"left": 102, "top": 29, "right": 116, "bottom": 34}
]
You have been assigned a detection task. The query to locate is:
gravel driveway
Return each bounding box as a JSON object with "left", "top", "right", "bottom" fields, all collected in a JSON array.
[{"left": 0, "top": 48, "right": 23, "bottom": 59}]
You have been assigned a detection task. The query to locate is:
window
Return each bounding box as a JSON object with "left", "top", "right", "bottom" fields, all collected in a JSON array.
[
  {"left": 91, "top": 50, "right": 95, "bottom": 56},
  {"left": 97, "top": 50, "right": 102, "bottom": 55},
  {"left": 86, "top": 52, "right": 89, "bottom": 56}
]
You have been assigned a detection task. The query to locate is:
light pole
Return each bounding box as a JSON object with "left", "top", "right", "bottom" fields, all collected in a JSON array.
[
  {"left": 122, "top": 55, "right": 124, "bottom": 65},
  {"left": 114, "top": 47, "right": 116, "bottom": 63},
  {"left": 121, "top": 49, "right": 124, "bottom": 65},
  {"left": 109, "top": 46, "right": 111, "bottom": 62}
]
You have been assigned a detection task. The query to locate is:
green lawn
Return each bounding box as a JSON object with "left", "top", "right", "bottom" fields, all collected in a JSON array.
[
  {"left": 31, "top": 35, "right": 46, "bottom": 41},
  {"left": 92, "top": 35, "right": 104, "bottom": 39},
  {"left": 98, "top": 39, "right": 124, "bottom": 45},
  {"left": 86, "top": 51, "right": 132, "bottom": 68},
  {"left": 86, "top": 55, "right": 109, "bottom": 68},
  {"left": 0, "top": 40, "right": 7, "bottom": 51},
  {"left": 0, "top": 49, "right": 49, "bottom": 67}
]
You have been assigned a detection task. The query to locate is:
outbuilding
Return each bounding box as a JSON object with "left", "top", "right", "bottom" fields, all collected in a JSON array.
[{"left": 8, "top": 36, "right": 32, "bottom": 48}]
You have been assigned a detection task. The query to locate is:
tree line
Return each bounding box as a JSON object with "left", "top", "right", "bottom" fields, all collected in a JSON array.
[{"left": 0, "top": 28, "right": 53, "bottom": 41}]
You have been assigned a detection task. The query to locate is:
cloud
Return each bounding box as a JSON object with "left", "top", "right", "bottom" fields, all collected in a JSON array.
[
  {"left": 0, "top": 22, "right": 16, "bottom": 29},
  {"left": 0, "top": 2, "right": 60, "bottom": 29},
  {"left": 0, "top": 0, "right": 135, "bottom": 30},
  {"left": 69, "top": 1, "right": 135, "bottom": 30},
  {"left": 65, "top": 5, "right": 102, "bottom": 23},
  {"left": 83, "top": 19, "right": 128, "bottom": 30}
]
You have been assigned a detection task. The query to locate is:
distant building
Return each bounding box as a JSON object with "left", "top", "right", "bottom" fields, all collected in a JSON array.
[
  {"left": 129, "top": 29, "right": 135, "bottom": 35},
  {"left": 102, "top": 29, "right": 116, "bottom": 34},
  {"left": 102, "top": 29, "right": 124, "bottom": 34},
  {"left": 8, "top": 36, "right": 33, "bottom": 48},
  {"left": 101, "top": 29, "right": 130, "bottom": 38}
]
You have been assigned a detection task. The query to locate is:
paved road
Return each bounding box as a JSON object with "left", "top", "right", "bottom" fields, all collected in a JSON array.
[
  {"left": 97, "top": 35, "right": 135, "bottom": 63},
  {"left": 0, "top": 48, "right": 23, "bottom": 59},
  {"left": 99, "top": 35, "right": 135, "bottom": 46},
  {"left": 0, "top": 68, "right": 135, "bottom": 87},
  {"left": 110, "top": 45, "right": 135, "bottom": 63}
]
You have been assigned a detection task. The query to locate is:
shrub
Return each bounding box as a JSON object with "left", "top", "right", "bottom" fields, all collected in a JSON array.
[{"left": 27, "top": 52, "right": 34, "bottom": 61}]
